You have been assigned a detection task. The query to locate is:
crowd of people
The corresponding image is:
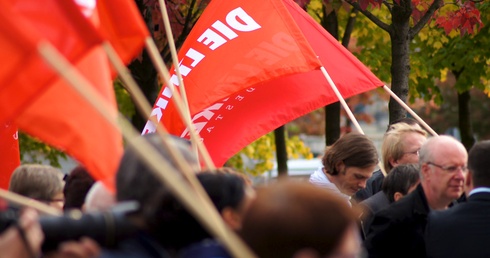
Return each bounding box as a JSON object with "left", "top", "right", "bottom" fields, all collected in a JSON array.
[{"left": 1, "top": 119, "right": 489, "bottom": 258}]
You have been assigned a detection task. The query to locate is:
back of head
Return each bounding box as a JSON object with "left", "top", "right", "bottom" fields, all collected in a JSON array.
[
  {"left": 322, "top": 132, "right": 378, "bottom": 175},
  {"left": 382, "top": 164, "right": 420, "bottom": 203},
  {"left": 84, "top": 181, "right": 115, "bottom": 212},
  {"left": 386, "top": 117, "right": 422, "bottom": 132},
  {"left": 240, "top": 181, "right": 356, "bottom": 258},
  {"left": 9, "top": 164, "right": 64, "bottom": 202},
  {"left": 63, "top": 166, "right": 95, "bottom": 210},
  {"left": 382, "top": 123, "right": 427, "bottom": 173},
  {"left": 197, "top": 171, "right": 247, "bottom": 212},
  {"left": 468, "top": 140, "right": 490, "bottom": 187},
  {"left": 116, "top": 133, "right": 204, "bottom": 250}
]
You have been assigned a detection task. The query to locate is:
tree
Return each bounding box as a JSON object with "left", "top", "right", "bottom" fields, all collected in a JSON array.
[
  {"left": 412, "top": 1, "right": 489, "bottom": 149},
  {"left": 344, "top": 0, "right": 483, "bottom": 123}
]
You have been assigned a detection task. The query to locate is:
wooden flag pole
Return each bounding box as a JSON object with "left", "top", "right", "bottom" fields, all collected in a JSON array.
[
  {"left": 101, "top": 41, "right": 221, "bottom": 230},
  {"left": 382, "top": 85, "right": 438, "bottom": 136},
  {"left": 143, "top": 38, "right": 216, "bottom": 170},
  {"left": 320, "top": 66, "right": 387, "bottom": 176},
  {"left": 38, "top": 41, "right": 256, "bottom": 258},
  {"left": 156, "top": 0, "right": 203, "bottom": 161},
  {"left": 0, "top": 189, "right": 62, "bottom": 216}
]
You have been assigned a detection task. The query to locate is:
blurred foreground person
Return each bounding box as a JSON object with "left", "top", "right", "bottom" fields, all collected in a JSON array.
[
  {"left": 0, "top": 208, "right": 43, "bottom": 258},
  {"left": 83, "top": 181, "right": 116, "bottom": 212},
  {"left": 240, "top": 181, "right": 360, "bottom": 258},
  {"left": 179, "top": 170, "right": 255, "bottom": 258},
  {"left": 63, "top": 166, "right": 95, "bottom": 211},
  {"left": 365, "top": 136, "right": 467, "bottom": 258},
  {"left": 309, "top": 132, "right": 379, "bottom": 205},
  {"left": 9, "top": 164, "right": 65, "bottom": 210},
  {"left": 426, "top": 140, "right": 490, "bottom": 258},
  {"left": 100, "top": 133, "right": 202, "bottom": 258}
]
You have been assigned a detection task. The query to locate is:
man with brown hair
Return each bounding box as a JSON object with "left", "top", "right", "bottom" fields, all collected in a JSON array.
[{"left": 309, "top": 132, "right": 379, "bottom": 204}]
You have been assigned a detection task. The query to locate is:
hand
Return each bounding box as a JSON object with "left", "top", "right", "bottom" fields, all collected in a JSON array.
[
  {"left": 0, "top": 208, "right": 44, "bottom": 258},
  {"left": 44, "top": 237, "right": 100, "bottom": 258}
]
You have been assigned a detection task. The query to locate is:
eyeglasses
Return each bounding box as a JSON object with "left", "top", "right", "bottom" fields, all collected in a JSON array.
[
  {"left": 404, "top": 149, "right": 419, "bottom": 156},
  {"left": 427, "top": 162, "right": 468, "bottom": 173}
]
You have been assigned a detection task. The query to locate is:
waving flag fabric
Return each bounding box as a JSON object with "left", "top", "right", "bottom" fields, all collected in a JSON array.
[
  {"left": 3, "top": 0, "right": 123, "bottom": 189},
  {"left": 0, "top": 0, "right": 101, "bottom": 125},
  {"left": 144, "top": 0, "right": 383, "bottom": 166},
  {"left": 97, "top": 0, "right": 149, "bottom": 64}
]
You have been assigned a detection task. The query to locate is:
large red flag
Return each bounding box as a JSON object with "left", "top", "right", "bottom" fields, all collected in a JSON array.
[
  {"left": 8, "top": 0, "right": 123, "bottom": 189},
  {"left": 96, "top": 0, "right": 149, "bottom": 64},
  {"left": 0, "top": 122, "right": 20, "bottom": 189},
  {"left": 0, "top": 0, "right": 101, "bottom": 126},
  {"left": 144, "top": 0, "right": 383, "bottom": 166},
  {"left": 142, "top": 0, "right": 322, "bottom": 134}
]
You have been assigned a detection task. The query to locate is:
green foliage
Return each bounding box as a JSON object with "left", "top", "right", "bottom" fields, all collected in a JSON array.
[
  {"left": 19, "top": 133, "right": 66, "bottom": 167},
  {"left": 114, "top": 80, "right": 135, "bottom": 119},
  {"left": 227, "top": 132, "right": 313, "bottom": 176},
  {"left": 412, "top": 2, "right": 490, "bottom": 103}
]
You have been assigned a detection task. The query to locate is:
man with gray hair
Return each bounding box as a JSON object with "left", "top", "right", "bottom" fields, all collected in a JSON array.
[
  {"left": 365, "top": 135, "right": 467, "bottom": 258},
  {"left": 426, "top": 140, "right": 490, "bottom": 258}
]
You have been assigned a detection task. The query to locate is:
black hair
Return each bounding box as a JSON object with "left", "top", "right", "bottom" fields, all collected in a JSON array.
[
  {"left": 382, "top": 164, "right": 420, "bottom": 203},
  {"left": 468, "top": 140, "right": 490, "bottom": 187}
]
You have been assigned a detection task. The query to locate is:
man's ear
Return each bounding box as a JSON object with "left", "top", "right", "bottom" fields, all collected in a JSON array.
[
  {"left": 389, "top": 158, "right": 398, "bottom": 168},
  {"left": 465, "top": 171, "right": 473, "bottom": 189},
  {"left": 421, "top": 163, "right": 431, "bottom": 180},
  {"left": 221, "top": 207, "right": 242, "bottom": 231},
  {"left": 393, "top": 192, "right": 404, "bottom": 202},
  {"left": 335, "top": 161, "right": 345, "bottom": 175}
]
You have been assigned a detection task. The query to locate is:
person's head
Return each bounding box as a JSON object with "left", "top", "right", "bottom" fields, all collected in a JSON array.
[
  {"left": 382, "top": 123, "right": 427, "bottom": 173},
  {"left": 240, "top": 181, "right": 359, "bottom": 258},
  {"left": 322, "top": 132, "right": 379, "bottom": 196},
  {"left": 382, "top": 164, "right": 420, "bottom": 203},
  {"left": 116, "top": 133, "right": 203, "bottom": 250},
  {"left": 197, "top": 170, "right": 255, "bottom": 231},
  {"left": 466, "top": 140, "right": 490, "bottom": 192},
  {"left": 419, "top": 135, "right": 468, "bottom": 209},
  {"left": 63, "top": 166, "right": 95, "bottom": 210},
  {"left": 9, "top": 164, "right": 65, "bottom": 210},
  {"left": 386, "top": 117, "right": 422, "bottom": 132},
  {"left": 84, "top": 181, "right": 115, "bottom": 212}
]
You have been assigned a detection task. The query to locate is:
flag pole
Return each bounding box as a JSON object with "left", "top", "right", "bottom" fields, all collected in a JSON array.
[
  {"left": 156, "top": 0, "right": 201, "bottom": 160},
  {"left": 101, "top": 41, "right": 219, "bottom": 220},
  {"left": 382, "top": 85, "right": 438, "bottom": 136},
  {"left": 143, "top": 38, "right": 216, "bottom": 171},
  {"left": 0, "top": 189, "right": 61, "bottom": 216},
  {"left": 320, "top": 66, "right": 387, "bottom": 176},
  {"left": 38, "top": 41, "right": 256, "bottom": 258}
]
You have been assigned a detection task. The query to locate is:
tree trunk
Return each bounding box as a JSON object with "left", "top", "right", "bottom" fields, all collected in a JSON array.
[
  {"left": 129, "top": 0, "right": 160, "bottom": 131},
  {"left": 388, "top": 1, "right": 412, "bottom": 124},
  {"left": 457, "top": 90, "right": 475, "bottom": 151},
  {"left": 323, "top": 5, "right": 341, "bottom": 145},
  {"left": 274, "top": 125, "right": 288, "bottom": 178}
]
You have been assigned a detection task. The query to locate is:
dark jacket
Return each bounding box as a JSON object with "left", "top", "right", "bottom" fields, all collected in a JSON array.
[
  {"left": 426, "top": 191, "right": 490, "bottom": 258},
  {"left": 354, "top": 170, "right": 384, "bottom": 202},
  {"left": 359, "top": 191, "right": 390, "bottom": 238},
  {"left": 364, "top": 184, "right": 429, "bottom": 258}
]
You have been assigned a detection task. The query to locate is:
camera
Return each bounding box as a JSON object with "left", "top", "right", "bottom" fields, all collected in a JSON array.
[{"left": 0, "top": 201, "right": 139, "bottom": 252}]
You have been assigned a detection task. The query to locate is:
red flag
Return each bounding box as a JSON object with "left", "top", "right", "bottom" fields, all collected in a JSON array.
[
  {"left": 7, "top": 0, "right": 123, "bottom": 189},
  {"left": 144, "top": 0, "right": 383, "bottom": 166},
  {"left": 0, "top": 122, "right": 20, "bottom": 189},
  {"left": 143, "top": 0, "right": 322, "bottom": 134},
  {"left": 0, "top": 0, "right": 101, "bottom": 125},
  {"left": 96, "top": 0, "right": 150, "bottom": 64}
]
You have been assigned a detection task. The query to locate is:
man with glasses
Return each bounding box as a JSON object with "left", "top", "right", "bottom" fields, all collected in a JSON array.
[
  {"left": 355, "top": 120, "right": 427, "bottom": 202},
  {"left": 426, "top": 140, "right": 490, "bottom": 258},
  {"left": 364, "top": 135, "right": 467, "bottom": 258}
]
